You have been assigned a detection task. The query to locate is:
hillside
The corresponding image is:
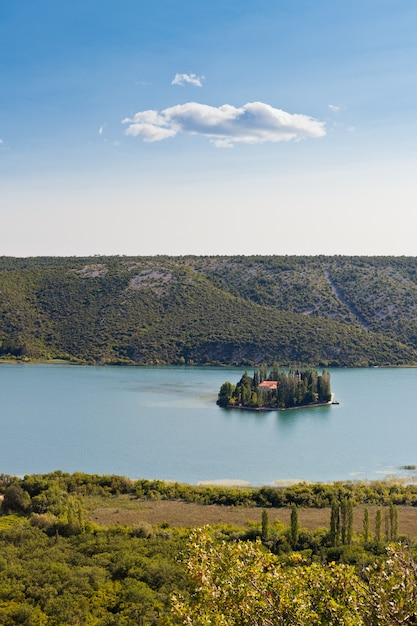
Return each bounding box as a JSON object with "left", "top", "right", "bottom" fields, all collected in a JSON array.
[{"left": 0, "top": 255, "right": 416, "bottom": 366}]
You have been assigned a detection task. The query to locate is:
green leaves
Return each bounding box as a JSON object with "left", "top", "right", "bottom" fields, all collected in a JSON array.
[
  {"left": 174, "top": 528, "right": 365, "bottom": 625},
  {"left": 175, "top": 530, "right": 417, "bottom": 626},
  {"left": 0, "top": 518, "right": 187, "bottom": 625}
]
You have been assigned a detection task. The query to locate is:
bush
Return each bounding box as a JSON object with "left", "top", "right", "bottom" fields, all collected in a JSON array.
[{"left": 1, "top": 485, "right": 31, "bottom": 514}]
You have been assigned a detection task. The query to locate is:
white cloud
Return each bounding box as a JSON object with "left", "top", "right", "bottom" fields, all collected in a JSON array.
[
  {"left": 171, "top": 73, "right": 204, "bottom": 87},
  {"left": 0, "top": 138, "right": 3, "bottom": 144},
  {"left": 98, "top": 125, "right": 105, "bottom": 135},
  {"left": 328, "top": 104, "right": 341, "bottom": 112},
  {"left": 123, "top": 101, "right": 326, "bottom": 147}
]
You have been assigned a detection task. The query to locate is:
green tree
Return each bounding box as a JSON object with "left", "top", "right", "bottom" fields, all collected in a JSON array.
[
  {"left": 173, "top": 528, "right": 365, "bottom": 625},
  {"left": 384, "top": 508, "right": 390, "bottom": 542},
  {"left": 375, "top": 508, "right": 382, "bottom": 549},
  {"left": 1, "top": 484, "right": 31, "bottom": 514},
  {"left": 270, "top": 362, "right": 280, "bottom": 381},
  {"left": 261, "top": 509, "right": 269, "bottom": 543},
  {"left": 317, "top": 369, "right": 331, "bottom": 402},
  {"left": 290, "top": 503, "right": 299, "bottom": 548},
  {"left": 217, "top": 381, "right": 235, "bottom": 407},
  {"left": 330, "top": 499, "right": 340, "bottom": 547},
  {"left": 236, "top": 371, "right": 253, "bottom": 405},
  {"left": 389, "top": 502, "right": 398, "bottom": 541},
  {"left": 361, "top": 546, "right": 417, "bottom": 625},
  {"left": 341, "top": 498, "right": 354, "bottom": 545},
  {"left": 277, "top": 371, "right": 289, "bottom": 408},
  {"left": 363, "top": 507, "right": 370, "bottom": 545}
]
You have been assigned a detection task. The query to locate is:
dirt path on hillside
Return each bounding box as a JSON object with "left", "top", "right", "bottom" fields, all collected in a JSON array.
[{"left": 325, "top": 269, "right": 370, "bottom": 330}]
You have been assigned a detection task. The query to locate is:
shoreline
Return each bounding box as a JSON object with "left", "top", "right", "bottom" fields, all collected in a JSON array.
[
  {"left": 1, "top": 358, "right": 416, "bottom": 369},
  {"left": 225, "top": 393, "right": 337, "bottom": 412}
]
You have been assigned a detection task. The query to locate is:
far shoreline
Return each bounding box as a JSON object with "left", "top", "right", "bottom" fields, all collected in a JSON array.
[{"left": 1, "top": 358, "right": 416, "bottom": 369}]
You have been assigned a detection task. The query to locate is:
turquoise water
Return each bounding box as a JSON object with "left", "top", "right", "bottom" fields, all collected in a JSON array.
[{"left": 1, "top": 364, "right": 416, "bottom": 485}]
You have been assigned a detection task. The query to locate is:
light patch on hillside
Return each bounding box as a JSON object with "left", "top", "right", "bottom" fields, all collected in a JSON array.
[
  {"left": 129, "top": 270, "right": 173, "bottom": 295},
  {"left": 75, "top": 264, "right": 108, "bottom": 278}
]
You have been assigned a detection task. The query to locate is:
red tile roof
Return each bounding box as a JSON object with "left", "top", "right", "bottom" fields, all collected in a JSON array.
[{"left": 258, "top": 380, "right": 278, "bottom": 390}]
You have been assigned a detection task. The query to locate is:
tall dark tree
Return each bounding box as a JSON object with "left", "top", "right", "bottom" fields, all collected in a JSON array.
[
  {"left": 270, "top": 362, "right": 280, "bottom": 381},
  {"left": 290, "top": 504, "right": 299, "bottom": 548},
  {"left": 277, "top": 372, "right": 288, "bottom": 408},
  {"left": 261, "top": 509, "right": 269, "bottom": 543},
  {"left": 317, "top": 369, "right": 331, "bottom": 402},
  {"left": 340, "top": 498, "right": 354, "bottom": 546},
  {"left": 330, "top": 499, "right": 340, "bottom": 547},
  {"left": 375, "top": 508, "right": 382, "bottom": 548},
  {"left": 384, "top": 508, "right": 390, "bottom": 542},
  {"left": 389, "top": 502, "right": 399, "bottom": 541},
  {"left": 363, "top": 507, "right": 370, "bottom": 545}
]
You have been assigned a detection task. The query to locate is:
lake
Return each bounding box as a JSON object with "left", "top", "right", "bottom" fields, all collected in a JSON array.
[{"left": 1, "top": 364, "right": 416, "bottom": 485}]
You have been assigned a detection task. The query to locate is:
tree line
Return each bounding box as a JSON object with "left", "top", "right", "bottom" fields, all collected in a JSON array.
[
  {"left": 5, "top": 471, "right": 417, "bottom": 508},
  {"left": 217, "top": 365, "right": 332, "bottom": 409}
]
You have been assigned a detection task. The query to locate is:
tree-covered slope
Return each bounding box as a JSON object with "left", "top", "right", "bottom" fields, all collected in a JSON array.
[{"left": 0, "top": 255, "right": 416, "bottom": 366}]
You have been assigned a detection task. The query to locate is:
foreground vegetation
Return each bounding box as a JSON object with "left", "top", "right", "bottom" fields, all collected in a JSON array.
[
  {"left": 174, "top": 530, "right": 417, "bottom": 625},
  {"left": 2, "top": 473, "right": 417, "bottom": 623},
  {"left": 1, "top": 255, "right": 417, "bottom": 366}
]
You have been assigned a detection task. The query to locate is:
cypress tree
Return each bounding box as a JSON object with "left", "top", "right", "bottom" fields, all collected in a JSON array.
[
  {"left": 375, "top": 508, "right": 382, "bottom": 548},
  {"left": 261, "top": 509, "right": 269, "bottom": 543},
  {"left": 346, "top": 499, "right": 354, "bottom": 546},
  {"left": 330, "top": 499, "right": 340, "bottom": 547},
  {"left": 384, "top": 508, "right": 390, "bottom": 541},
  {"left": 290, "top": 504, "right": 299, "bottom": 548},
  {"left": 389, "top": 502, "right": 398, "bottom": 541},
  {"left": 363, "top": 507, "right": 370, "bottom": 545},
  {"left": 340, "top": 498, "right": 354, "bottom": 545},
  {"left": 318, "top": 369, "right": 331, "bottom": 402},
  {"left": 341, "top": 499, "right": 347, "bottom": 544},
  {"left": 271, "top": 362, "right": 280, "bottom": 381}
]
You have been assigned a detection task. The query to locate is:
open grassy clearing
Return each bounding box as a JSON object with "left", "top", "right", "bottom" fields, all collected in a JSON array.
[{"left": 87, "top": 496, "right": 417, "bottom": 536}]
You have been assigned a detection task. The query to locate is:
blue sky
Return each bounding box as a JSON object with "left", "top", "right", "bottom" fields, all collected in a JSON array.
[{"left": 1, "top": 0, "right": 416, "bottom": 256}]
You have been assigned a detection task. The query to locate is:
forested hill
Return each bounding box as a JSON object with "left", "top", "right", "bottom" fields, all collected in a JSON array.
[{"left": 1, "top": 255, "right": 417, "bottom": 366}]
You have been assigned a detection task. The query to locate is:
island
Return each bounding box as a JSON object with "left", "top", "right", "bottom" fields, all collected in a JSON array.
[{"left": 217, "top": 365, "right": 333, "bottom": 410}]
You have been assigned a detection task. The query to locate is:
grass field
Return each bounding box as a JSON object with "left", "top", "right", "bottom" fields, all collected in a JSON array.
[{"left": 87, "top": 496, "right": 417, "bottom": 537}]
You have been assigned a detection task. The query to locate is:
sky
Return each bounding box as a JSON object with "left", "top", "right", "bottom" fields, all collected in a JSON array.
[{"left": 1, "top": 0, "right": 416, "bottom": 257}]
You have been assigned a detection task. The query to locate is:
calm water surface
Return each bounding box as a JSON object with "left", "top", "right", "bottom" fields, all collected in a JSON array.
[{"left": 1, "top": 364, "right": 416, "bottom": 485}]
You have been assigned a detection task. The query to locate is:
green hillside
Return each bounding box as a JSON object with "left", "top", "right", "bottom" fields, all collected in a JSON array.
[{"left": 0, "top": 255, "right": 416, "bottom": 366}]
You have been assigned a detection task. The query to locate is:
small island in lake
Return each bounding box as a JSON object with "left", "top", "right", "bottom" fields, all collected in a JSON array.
[{"left": 217, "top": 365, "right": 332, "bottom": 410}]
